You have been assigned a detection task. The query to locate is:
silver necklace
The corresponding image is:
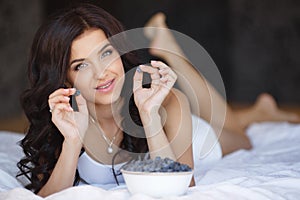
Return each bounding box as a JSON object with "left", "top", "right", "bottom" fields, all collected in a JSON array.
[{"left": 90, "top": 116, "right": 120, "bottom": 154}]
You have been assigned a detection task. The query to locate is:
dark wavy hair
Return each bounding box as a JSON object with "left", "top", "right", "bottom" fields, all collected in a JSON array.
[{"left": 17, "top": 3, "right": 148, "bottom": 193}]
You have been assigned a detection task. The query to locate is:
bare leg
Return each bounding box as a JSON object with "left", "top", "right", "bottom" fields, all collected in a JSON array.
[
  {"left": 144, "top": 13, "right": 229, "bottom": 129},
  {"left": 144, "top": 13, "right": 300, "bottom": 154},
  {"left": 234, "top": 93, "right": 300, "bottom": 128},
  {"left": 144, "top": 13, "right": 250, "bottom": 155}
]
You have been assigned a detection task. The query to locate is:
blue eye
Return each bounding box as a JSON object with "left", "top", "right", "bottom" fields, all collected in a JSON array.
[
  {"left": 75, "top": 62, "right": 88, "bottom": 71},
  {"left": 101, "top": 49, "right": 112, "bottom": 59}
]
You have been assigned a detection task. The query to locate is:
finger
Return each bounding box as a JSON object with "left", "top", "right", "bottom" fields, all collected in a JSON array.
[
  {"left": 133, "top": 66, "right": 143, "bottom": 92},
  {"left": 139, "top": 64, "right": 159, "bottom": 75},
  {"left": 49, "top": 95, "right": 70, "bottom": 109},
  {"left": 150, "top": 60, "right": 169, "bottom": 70},
  {"left": 159, "top": 71, "right": 177, "bottom": 90},
  {"left": 139, "top": 65, "right": 161, "bottom": 87},
  {"left": 166, "top": 71, "right": 177, "bottom": 85},
  {"left": 49, "top": 88, "right": 76, "bottom": 99},
  {"left": 51, "top": 102, "right": 73, "bottom": 115},
  {"left": 151, "top": 60, "right": 177, "bottom": 77},
  {"left": 49, "top": 88, "right": 75, "bottom": 111},
  {"left": 151, "top": 61, "right": 177, "bottom": 82},
  {"left": 158, "top": 68, "right": 169, "bottom": 75},
  {"left": 151, "top": 60, "right": 177, "bottom": 81},
  {"left": 159, "top": 68, "right": 177, "bottom": 80},
  {"left": 165, "top": 75, "right": 177, "bottom": 89}
]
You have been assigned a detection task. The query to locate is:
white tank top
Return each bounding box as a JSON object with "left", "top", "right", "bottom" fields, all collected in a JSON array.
[
  {"left": 77, "top": 115, "right": 222, "bottom": 189},
  {"left": 77, "top": 152, "right": 125, "bottom": 189},
  {"left": 190, "top": 115, "right": 222, "bottom": 179}
]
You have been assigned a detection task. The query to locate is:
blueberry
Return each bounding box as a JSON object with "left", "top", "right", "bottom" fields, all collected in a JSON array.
[{"left": 121, "top": 156, "right": 192, "bottom": 172}]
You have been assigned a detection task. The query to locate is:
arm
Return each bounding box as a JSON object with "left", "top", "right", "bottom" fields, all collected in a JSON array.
[
  {"left": 133, "top": 61, "right": 178, "bottom": 160},
  {"left": 160, "top": 88, "right": 193, "bottom": 170},
  {"left": 140, "top": 88, "right": 195, "bottom": 186},
  {"left": 161, "top": 88, "right": 195, "bottom": 186},
  {"left": 133, "top": 61, "right": 195, "bottom": 185},
  {"left": 38, "top": 88, "right": 88, "bottom": 197},
  {"left": 38, "top": 140, "right": 82, "bottom": 197},
  {"left": 140, "top": 110, "right": 176, "bottom": 160}
]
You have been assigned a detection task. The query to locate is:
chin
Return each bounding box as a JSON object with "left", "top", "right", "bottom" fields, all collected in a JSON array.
[
  {"left": 110, "top": 95, "right": 121, "bottom": 105},
  {"left": 96, "top": 92, "right": 122, "bottom": 106}
]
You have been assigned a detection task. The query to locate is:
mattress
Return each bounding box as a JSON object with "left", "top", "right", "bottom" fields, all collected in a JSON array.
[{"left": 0, "top": 121, "right": 300, "bottom": 200}]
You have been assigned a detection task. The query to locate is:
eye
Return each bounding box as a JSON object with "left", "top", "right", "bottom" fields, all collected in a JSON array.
[
  {"left": 101, "top": 49, "right": 113, "bottom": 59},
  {"left": 75, "top": 62, "right": 88, "bottom": 71}
]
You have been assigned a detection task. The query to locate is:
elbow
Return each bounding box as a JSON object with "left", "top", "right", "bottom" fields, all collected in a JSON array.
[
  {"left": 244, "top": 136, "right": 252, "bottom": 150},
  {"left": 189, "top": 176, "right": 195, "bottom": 187}
]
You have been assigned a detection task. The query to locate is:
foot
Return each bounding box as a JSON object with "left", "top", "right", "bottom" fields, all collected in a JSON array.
[
  {"left": 236, "top": 93, "right": 300, "bottom": 128},
  {"left": 253, "top": 93, "right": 300, "bottom": 122},
  {"left": 144, "top": 12, "right": 184, "bottom": 59}
]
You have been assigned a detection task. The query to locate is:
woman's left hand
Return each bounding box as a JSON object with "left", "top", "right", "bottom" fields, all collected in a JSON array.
[{"left": 133, "top": 60, "right": 177, "bottom": 114}]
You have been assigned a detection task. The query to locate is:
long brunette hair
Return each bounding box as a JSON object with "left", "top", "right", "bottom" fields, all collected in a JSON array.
[{"left": 17, "top": 3, "right": 147, "bottom": 193}]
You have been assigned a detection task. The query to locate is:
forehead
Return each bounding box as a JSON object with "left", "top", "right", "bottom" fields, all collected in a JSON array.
[{"left": 70, "top": 28, "right": 108, "bottom": 61}]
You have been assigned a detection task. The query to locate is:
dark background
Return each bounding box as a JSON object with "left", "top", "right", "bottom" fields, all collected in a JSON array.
[{"left": 1, "top": 0, "right": 300, "bottom": 121}]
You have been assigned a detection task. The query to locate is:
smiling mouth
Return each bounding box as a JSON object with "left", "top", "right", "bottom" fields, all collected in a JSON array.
[{"left": 95, "top": 79, "right": 115, "bottom": 90}]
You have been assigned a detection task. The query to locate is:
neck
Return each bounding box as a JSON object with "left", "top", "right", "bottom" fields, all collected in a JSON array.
[{"left": 87, "top": 97, "right": 123, "bottom": 129}]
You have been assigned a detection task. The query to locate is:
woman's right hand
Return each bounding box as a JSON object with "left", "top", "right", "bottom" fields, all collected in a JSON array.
[{"left": 48, "top": 88, "right": 89, "bottom": 147}]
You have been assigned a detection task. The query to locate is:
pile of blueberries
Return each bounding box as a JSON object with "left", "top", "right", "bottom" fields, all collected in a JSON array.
[{"left": 121, "top": 155, "right": 192, "bottom": 172}]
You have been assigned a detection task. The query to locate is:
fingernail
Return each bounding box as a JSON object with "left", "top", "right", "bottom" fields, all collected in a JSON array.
[
  {"left": 75, "top": 89, "right": 81, "bottom": 96},
  {"left": 136, "top": 66, "right": 142, "bottom": 73},
  {"left": 69, "top": 106, "right": 74, "bottom": 111},
  {"left": 151, "top": 60, "right": 157, "bottom": 64}
]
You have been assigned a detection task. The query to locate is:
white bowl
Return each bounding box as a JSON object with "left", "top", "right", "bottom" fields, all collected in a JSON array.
[{"left": 121, "top": 169, "right": 193, "bottom": 198}]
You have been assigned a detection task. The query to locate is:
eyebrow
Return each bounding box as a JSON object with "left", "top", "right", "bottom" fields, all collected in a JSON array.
[{"left": 69, "top": 43, "right": 112, "bottom": 66}]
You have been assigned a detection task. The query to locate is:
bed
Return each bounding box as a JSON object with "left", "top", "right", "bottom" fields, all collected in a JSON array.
[{"left": 1, "top": 121, "right": 300, "bottom": 200}]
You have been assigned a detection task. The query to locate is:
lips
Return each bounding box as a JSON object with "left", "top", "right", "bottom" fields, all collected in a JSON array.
[{"left": 95, "top": 79, "right": 115, "bottom": 92}]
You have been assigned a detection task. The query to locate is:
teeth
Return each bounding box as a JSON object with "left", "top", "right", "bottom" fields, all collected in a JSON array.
[{"left": 98, "top": 81, "right": 112, "bottom": 89}]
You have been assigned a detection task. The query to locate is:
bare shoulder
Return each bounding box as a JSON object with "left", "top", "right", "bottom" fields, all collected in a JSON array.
[
  {"left": 160, "top": 88, "right": 192, "bottom": 140},
  {"left": 162, "top": 88, "right": 189, "bottom": 108},
  {"left": 159, "top": 88, "right": 191, "bottom": 127}
]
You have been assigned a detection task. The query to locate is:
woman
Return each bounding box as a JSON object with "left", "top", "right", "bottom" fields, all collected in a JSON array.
[
  {"left": 17, "top": 3, "right": 195, "bottom": 197},
  {"left": 17, "top": 3, "right": 299, "bottom": 197}
]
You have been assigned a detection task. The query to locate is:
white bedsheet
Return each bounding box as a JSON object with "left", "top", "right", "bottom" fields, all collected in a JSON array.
[{"left": 0, "top": 122, "right": 300, "bottom": 200}]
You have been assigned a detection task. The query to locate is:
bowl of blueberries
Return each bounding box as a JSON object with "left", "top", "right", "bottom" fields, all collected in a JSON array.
[{"left": 121, "top": 155, "right": 193, "bottom": 198}]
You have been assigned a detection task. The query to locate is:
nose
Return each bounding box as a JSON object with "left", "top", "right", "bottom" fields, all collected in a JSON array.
[{"left": 93, "top": 63, "right": 109, "bottom": 80}]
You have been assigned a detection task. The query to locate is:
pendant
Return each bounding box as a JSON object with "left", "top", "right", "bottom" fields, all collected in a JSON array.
[{"left": 107, "top": 146, "right": 113, "bottom": 154}]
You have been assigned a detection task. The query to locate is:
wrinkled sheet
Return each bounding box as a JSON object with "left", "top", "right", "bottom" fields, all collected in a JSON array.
[{"left": 1, "top": 122, "right": 300, "bottom": 200}]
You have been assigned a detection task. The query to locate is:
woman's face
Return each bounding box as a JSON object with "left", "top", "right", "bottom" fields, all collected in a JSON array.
[{"left": 67, "top": 28, "right": 125, "bottom": 106}]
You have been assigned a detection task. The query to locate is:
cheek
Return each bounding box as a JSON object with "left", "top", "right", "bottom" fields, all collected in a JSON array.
[
  {"left": 116, "top": 59, "right": 125, "bottom": 75},
  {"left": 68, "top": 71, "right": 91, "bottom": 89},
  {"left": 114, "top": 59, "right": 125, "bottom": 88},
  {"left": 66, "top": 71, "right": 75, "bottom": 87}
]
